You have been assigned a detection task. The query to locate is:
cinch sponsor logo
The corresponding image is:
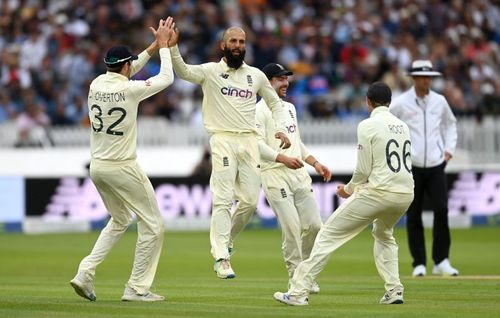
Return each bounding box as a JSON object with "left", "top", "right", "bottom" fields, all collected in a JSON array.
[
  {"left": 286, "top": 124, "right": 297, "bottom": 133},
  {"left": 220, "top": 86, "right": 253, "bottom": 99}
]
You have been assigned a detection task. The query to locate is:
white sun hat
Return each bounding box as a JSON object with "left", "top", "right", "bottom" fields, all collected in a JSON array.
[{"left": 408, "top": 60, "right": 442, "bottom": 77}]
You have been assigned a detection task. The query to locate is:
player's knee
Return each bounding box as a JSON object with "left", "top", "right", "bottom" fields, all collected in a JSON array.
[
  {"left": 148, "top": 223, "right": 164, "bottom": 239},
  {"left": 212, "top": 198, "right": 234, "bottom": 211},
  {"left": 309, "top": 220, "right": 322, "bottom": 234},
  {"left": 110, "top": 218, "right": 132, "bottom": 232},
  {"left": 237, "top": 198, "right": 258, "bottom": 211},
  {"left": 372, "top": 227, "right": 391, "bottom": 241}
]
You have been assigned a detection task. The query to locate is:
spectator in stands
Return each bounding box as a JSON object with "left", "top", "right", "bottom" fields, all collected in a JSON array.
[
  {"left": 14, "top": 89, "right": 52, "bottom": 147},
  {"left": 1, "top": 46, "right": 32, "bottom": 102},
  {"left": 0, "top": 0, "right": 498, "bottom": 136},
  {"left": 0, "top": 89, "right": 17, "bottom": 123}
]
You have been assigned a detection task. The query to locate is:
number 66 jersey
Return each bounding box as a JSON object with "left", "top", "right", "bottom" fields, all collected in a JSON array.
[
  {"left": 87, "top": 48, "right": 173, "bottom": 161},
  {"left": 344, "top": 106, "right": 414, "bottom": 195}
]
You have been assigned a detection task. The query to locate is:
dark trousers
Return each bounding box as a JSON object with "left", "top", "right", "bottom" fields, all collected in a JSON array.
[{"left": 407, "top": 161, "right": 451, "bottom": 267}]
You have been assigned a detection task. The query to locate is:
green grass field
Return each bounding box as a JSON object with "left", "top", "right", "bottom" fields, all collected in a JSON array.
[{"left": 0, "top": 227, "right": 499, "bottom": 318}]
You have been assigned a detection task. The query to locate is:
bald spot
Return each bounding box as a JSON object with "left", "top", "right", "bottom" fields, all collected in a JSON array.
[{"left": 222, "top": 27, "right": 246, "bottom": 43}]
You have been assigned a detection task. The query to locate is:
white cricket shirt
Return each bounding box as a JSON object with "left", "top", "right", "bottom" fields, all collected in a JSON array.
[
  {"left": 88, "top": 48, "right": 173, "bottom": 161},
  {"left": 344, "top": 106, "right": 414, "bottom": 195},
  {"left": 255, "top": 99, "right": 310, "bottom": 171},
  {"left": 170, "top": 45, "right": 287, "bottom": 134}
]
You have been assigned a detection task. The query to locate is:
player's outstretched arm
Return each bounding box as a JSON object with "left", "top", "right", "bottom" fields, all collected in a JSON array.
[
  {"left": 168, "top": 23, "right": 205, "bottom": 84},
  {"left": 130, "top": 17, "right": 175, "bottom": 77},
  {"left": 131, "top": 17, "right": 175, "bottom": 101}
]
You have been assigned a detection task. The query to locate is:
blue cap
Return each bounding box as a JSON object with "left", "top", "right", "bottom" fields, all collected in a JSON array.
[{"left": 104, "top": 45, "right": 138, "bottom": 66}]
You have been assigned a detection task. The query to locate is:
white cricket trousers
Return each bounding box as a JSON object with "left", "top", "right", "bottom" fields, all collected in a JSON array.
[
  {"left": 289, "top": 187, "right": 413, "bottom": 295},
  {"left": 78, "top": 159, "right": 164, "bottom": 294},
  {"left": 209, "top": 132, "right": 261, "bottom": 260},
  {"left": 261, "top": 166, "right": 322, "bottom": 279}
]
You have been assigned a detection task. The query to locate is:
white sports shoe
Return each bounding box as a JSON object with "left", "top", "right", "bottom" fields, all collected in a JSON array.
[
  {"left": 121, "top": 285, "right": 165, "bottom": 302},
  {"left": 70, "top": 272, "right": 96, "bottom": 301},
  {"left": 214, "top": 259, "right": 236, "bottom": 279},
  {"left": 432, "top": 259, "right": 459, "bottom": 276},
  {"left": 273, "top": 292, "right": 309, "bottom": 306},
  {"left": 412, "top": 264, "right": 427, "bottom": 277},
  {"left": 379, "top": 287, "right": 404, "bottom": 304},
  {"left": 310, "top": 281, "right": 320, "bottom": 294}
]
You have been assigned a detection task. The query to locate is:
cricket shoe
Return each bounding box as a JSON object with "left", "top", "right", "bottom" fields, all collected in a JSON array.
[
  {"left": 273, "top": 292, "right": 308, "bottom": 306},
  {"left": 70, "top": 272, "right": 96, "bottom": 301},
  {"left": 121, "top": 285, "right": 165, "bottom": 302},
  {"left": 432, "top": 259, "right": 459, "bottom": 276},
  {"left": 310, "top": 281, "right": 320, "bottom": 294},
  {"left": 379, "top": 287, "right": 404, "bottom": 304},
  {"left": 214, "top": 259, "right": 235, "bottom": 279},
  {"left": 412, "top": 264, "right": 426, "bottom": 277}
]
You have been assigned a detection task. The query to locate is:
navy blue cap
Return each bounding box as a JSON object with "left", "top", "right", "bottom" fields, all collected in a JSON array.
[
  {"left": 104, "top": 45, "right": 138, "bottom": 66},
  {"left": 262, "top": 63, "right": 293, "bottom": 79}
]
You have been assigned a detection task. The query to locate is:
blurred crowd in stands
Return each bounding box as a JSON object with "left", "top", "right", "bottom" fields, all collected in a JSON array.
[{"left": 0, "top": 0, "right": 499, "bottom": 146}]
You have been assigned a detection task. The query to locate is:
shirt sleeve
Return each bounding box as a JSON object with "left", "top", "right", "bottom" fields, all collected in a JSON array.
[
  {"left": 344, "top": 121, "right": 373, "bottom": 194},
  {"left": 169, "top": 45, "right": 205, "bottom": 84},
  {"left": 128, "top": 48, "right": 174, "bottom": 102},
  {"left": 441, "top": 97, "right": 457, "bottom": 155},
  {"left": 299, "top": 141, "right": 310, "bottom": 161},
  {"left": 257, "top": 71, "right": 287, "bottom": 134},
  {"left": 130, "top": 50, "right": 151, "bottom": 77},
  {"left": 256, "top": 105, "right": 279, "bottom": 162}
]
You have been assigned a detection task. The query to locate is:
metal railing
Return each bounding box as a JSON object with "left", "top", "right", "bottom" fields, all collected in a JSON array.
[{"left": 1, "top": 116, "right": 499, "bottom": 163}]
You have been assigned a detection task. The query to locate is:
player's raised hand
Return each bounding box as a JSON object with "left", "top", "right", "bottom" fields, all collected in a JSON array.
[
  {"left": 168, "top": 23, "right": 180, "bottom": 47},
  {"left": 156, "top": 17, "right": 174, "bottom": 48},
  {"left": 275, "top": 132, "right": 291, "bottom": 149}
]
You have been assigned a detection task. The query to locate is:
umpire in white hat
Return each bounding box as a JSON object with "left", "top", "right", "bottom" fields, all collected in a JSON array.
[{"left": 389, "top": 60, "right": 459, "bottom": 277}]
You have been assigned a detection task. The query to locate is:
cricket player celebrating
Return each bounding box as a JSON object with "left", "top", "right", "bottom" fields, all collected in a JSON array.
[
  {"left": 70, "top": 18, "right": 175, "bottom": 302},
  {"left": 274, "top": 82, "right": 414, "bottom": 306},
  {"left": 168, "top": 27, "right": 291, "bottom": 279},
  {"left": 256, "top": 63, "right": 331, "bottom": 293}
]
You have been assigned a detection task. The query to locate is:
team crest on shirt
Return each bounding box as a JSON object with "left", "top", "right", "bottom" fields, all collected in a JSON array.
[
  {"left": 247, "top": 75, "right": 253, "bottom": 86},
  {"left": 280, "top": 188, "right": 287, "bottom": 198}
]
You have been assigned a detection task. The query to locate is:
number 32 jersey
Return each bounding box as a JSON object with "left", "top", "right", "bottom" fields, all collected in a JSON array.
[
  {"left": 88, "top": 48, "right": 173, "bottom": 161},
  {"left": 344, "top": 106, "right": 414, "bottom": 195}
]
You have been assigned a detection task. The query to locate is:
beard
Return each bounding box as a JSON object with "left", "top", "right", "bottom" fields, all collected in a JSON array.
[{"left": 223, "top": 47, "right": 245, "bottom": 69}]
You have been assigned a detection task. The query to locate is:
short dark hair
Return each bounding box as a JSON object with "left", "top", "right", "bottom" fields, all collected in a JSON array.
[
  {"left": 366, "top": 82, "right": 392, "bottom": 107},
  {"left": 106, "top": 62, "right": 128, "bottom": 73}
]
